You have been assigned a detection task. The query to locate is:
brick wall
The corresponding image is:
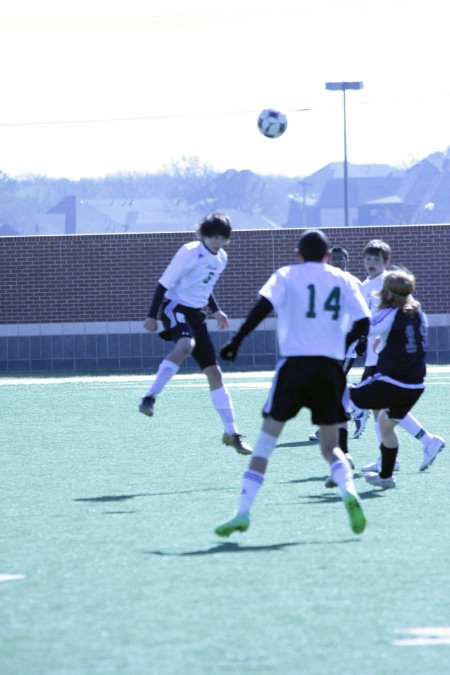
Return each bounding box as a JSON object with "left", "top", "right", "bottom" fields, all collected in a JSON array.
[{"left": 1, "top": 224, "right": 449, "bottom": 323}]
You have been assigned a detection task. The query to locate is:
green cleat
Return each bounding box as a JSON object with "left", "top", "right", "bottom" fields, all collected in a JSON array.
[
  {"left": 215, "top": 513, "right": 250, "bottom": 537},
  {"left": 222, "top": 433, "right": 252, "bottom": 455},
  {"left": 343, "top": 493, "right": 366, "bottom": 534}
]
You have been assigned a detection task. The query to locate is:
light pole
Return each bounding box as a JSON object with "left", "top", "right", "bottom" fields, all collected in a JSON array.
[{"left": 325, "top": 81, "right": 363, "bottom": 227}]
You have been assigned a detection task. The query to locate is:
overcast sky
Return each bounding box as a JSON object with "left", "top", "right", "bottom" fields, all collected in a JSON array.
[{"left": 0, "top": 0, "right": 448, "bottom": 179}]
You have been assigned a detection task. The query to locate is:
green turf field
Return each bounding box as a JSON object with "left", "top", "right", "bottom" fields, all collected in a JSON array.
[{"left": 1, "top": 367, "right": 449, "bottom": 674}]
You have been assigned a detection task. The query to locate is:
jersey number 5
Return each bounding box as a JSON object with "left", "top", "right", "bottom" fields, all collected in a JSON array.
[{"left": 306, "top": 284, "right": 341, "bottom": 320}]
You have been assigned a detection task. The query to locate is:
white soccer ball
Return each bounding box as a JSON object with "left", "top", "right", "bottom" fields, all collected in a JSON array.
[{"left": 257, "top": 108, "right": 288, "bottom": 139}]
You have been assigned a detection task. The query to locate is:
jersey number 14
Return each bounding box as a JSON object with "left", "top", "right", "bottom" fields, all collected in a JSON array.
[{"left": 306, "top": 284, "right": 341, "bottom": 320}]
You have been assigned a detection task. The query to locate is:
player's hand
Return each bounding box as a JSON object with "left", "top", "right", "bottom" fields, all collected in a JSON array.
[
  {"left": 220, "top": 338, "right": 240, "bottom": 361},
  {"left": 212, "top": 310, "right": 229, "bottom": 330},
  {"left": 143, "top": 317, "right": 158, "bottom": 333},
  {"left": 355, "top": 335, "right": 367, "bottom": 357}
]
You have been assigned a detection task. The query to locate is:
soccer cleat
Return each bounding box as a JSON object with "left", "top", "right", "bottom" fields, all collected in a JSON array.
[
  {"left": 343, "top": 492, "right": 366, "bottom": 534},
  {"left": 139, "top": 395, "right": 155, "bottom": 417},
  {"left": 420, "top": 435, "right": 445, "bottom": 471},
  {"left": 309, "top": 430, "right": 320, "bottom": 442},
  {"left": 364, "top": 471, "right": 396, "bottom": 489},
  {"left": 215, "top": 513, "right": 250, "bottom": 537},
  {"left": 222, "top": 433, "right": 252, "bottom": 455},
  {"left": 361, "top": 457, "right": 400, "bottom": 473},
  {"left": 353, "top": 410, "right": 370, "bottom": 439}
]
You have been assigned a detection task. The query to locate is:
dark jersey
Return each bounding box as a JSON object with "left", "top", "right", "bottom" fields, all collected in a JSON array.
[{"left": 372, "top": 308, "right": 427, "bottom": 385}]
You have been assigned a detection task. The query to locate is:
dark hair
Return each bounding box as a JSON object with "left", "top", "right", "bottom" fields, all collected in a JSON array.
[
  {"left": 363, "top": 239, "right": 391, "bottom": 261},
  {"left": 298, "top": 229, "right": 330, "bottom": 261},
  {"left": 329, "top": 246, "right": 349, "bottom": 259},
  {"left": 197, "top": 212, "right": 232, "bottom": 240}
]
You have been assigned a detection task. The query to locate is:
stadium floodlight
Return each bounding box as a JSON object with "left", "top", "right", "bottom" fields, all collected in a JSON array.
[{"left": 325, "top": 81, "right": 364, "bottom": 227}]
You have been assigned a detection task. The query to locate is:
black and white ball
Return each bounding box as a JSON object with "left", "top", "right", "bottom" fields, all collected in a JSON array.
[{"left": 257, "top": 108, "right": 288, "bottom": 139}]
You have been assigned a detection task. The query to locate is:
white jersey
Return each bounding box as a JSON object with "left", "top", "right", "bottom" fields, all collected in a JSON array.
[
  {"left": 343, "top": 271, "right": 362, "bottom": 358},
  {"left": 361, "top": 271, "right": 387, "bottom": 366},
  {"left": 259, "top": 261, "right": 370, "bottom": 359},
  {"left": 159, "top": 240, "right": 227, "bottom": 309}
]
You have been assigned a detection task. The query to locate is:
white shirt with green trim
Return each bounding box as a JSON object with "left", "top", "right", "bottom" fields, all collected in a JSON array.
[
  {"left": 259, "top": 261, "right": 370, "bottom": 359},
  {"left": 159, "top": 240, "right": 227, "bottom": 309}
]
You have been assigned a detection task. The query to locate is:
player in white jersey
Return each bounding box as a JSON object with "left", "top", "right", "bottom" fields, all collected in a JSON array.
[
  {"left": 308, "top": 245, "right": 362, "bottom": 449},
  {"left": 214, "top": 229, "right": 371, "bottom": 537},
  {"left": 138, "top": 212, "right": 251, "bottom": 455},
  {"left": 351, "top": 239, "right": 391, "bottom": 440}
]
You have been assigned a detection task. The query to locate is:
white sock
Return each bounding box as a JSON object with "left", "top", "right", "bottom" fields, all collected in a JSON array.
[
  {"left": 237, "top": 470, "right": 265, "bottom": 515},
  {"left": 252, "top": 430, "right": 277, "bottom": 460},
  {"left": 210, "top": 386, "right": 237, "bottom": 435},
  {"left": 330, "top": 459, "right": 356, "bottom": 497},
  {"left": 146, "top": 359, "right": 179, "bottom": 397},
  {"left": 235, "top": 432, "right": 276, "bottom": 515},
  {"left": 398, "top": 413, "right": 432, "bottom": 444},
  {"left": 374, "top": 418, "right": 383, "bottom": 444}
]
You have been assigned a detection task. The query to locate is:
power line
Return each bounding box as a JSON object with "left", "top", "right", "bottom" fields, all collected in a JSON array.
[{"left": 0, "top": 108, "right": 311, "bottom": 128}]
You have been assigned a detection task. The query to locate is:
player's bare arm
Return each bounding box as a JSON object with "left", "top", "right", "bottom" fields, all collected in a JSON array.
[
  {"left": 213, "top": 310, "right": 229, "bottom": 330},
  {"left": 143, "top": 317, "right": 158, "bottom": 332}
]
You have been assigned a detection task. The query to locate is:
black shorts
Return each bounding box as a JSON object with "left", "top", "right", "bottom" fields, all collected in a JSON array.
[
  {"left": 263, "top": 356, "right": 348, "bottom": 425},
  {"left": 350, "top": 375, "right": 424, "bottom": 419},
  {"left": 159, "top": 299, "right": 217, "bottom": 370}
]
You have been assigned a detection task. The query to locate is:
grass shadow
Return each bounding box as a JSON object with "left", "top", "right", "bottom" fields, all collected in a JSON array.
[
  {"left": 143, "top": 539, "right": 358, "bottom": 556},
  {"left": 74, "top": 487, "right": 233, "bottom": 503},
  {"left": 276, "top": 440, "right": 318, "bottom": 448}
]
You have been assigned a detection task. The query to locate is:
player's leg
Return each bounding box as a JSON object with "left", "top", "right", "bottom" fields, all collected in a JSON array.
[
  {"left": 320, "top": 424, "right": 366, "bottom": 534},
  {"left": 351, "top": 366, "right": 376, "bottom": 439},
  {"left": 139, "top": 336, "right": 193, "bottom": 416},
  {"left": 192, "top": 323, "right": 252, "bottom": 455},
  {"left": 215, "top": 416, "right": 284, "bottom": 536},
  {"left": 216, "top": 358, "right": 299, "bottom": 536},
  {"left": 324, "top": 423, "right": 355, "bottom": 488},
  {"left": 204, "top": 363, "right": 252, "bottom": 455},
  {"left": 139, "top": 302, "right": 195, "bottom": 416},
  {"left": 364, "top": 410, "right": 397, "bottom": 489},
  {"left": 396, "top": 412, "right": 445, "bottom": 470},
  {"left": 312, "top": 361, "right": 365, "bottom": 534}
]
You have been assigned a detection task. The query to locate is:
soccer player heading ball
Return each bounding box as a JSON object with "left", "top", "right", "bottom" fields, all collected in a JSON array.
[{"left": 139, "top": 212, "right": 252, "bottom": 456}]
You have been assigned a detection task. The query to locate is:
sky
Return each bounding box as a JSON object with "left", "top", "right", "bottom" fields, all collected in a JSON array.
[{"left": 0, "top": 0, "right": 449, "bottom": 180}]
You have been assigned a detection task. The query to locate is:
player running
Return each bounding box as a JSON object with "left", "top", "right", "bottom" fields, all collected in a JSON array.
[{"left": 215, "top": 229, "right": 370, "bottom": 537}]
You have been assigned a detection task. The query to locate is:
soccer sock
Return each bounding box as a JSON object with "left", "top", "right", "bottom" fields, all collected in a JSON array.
[
  {"left": 210, "top": 386, "right": 237, "bottom": 435},
  {"left": 338, "top": 427, "right": 349, "bottom": 454},
  {"left": 235, "top": 431, "right": 276, "bottom": 515},
  {"left": 379, "top": 443, "right": 398, "bottom": 478},
  {"left": 330, "top": 458, "right": 356, "bottom": 497},
  {"left": 398, "top": 413, "right": 433, "bottom": 444},
  {"left": 374, "top": 417, "right": 383, "bottom": 444},
  {"left": 237, "top": 470, "right": 265, "bottom": 515},
  {"left": 147, "top": 359, "right": 179, "bottom": 396}
]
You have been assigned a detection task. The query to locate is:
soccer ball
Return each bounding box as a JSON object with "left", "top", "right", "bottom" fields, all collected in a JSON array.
[{"left": 257, "top": 108, "right": 288, "bottom": 139}]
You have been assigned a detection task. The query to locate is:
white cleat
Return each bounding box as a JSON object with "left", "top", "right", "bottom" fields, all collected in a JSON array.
[
  {"left": 420, "top": 436, "right": 445, "bottom": 471},
  {"left": 364, "top": 472, "right": 396, "bottom": 490}
]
